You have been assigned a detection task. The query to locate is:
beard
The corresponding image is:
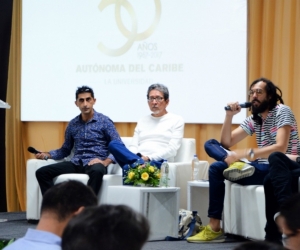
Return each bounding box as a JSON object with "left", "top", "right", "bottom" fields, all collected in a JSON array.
[
  {"left": 251, "top": 99, "right": 269, "bottom": 114},
  {"left": 151, "top": 110, "right": 160, "bottom": 115}
]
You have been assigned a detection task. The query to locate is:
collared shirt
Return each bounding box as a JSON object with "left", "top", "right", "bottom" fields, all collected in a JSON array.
[
  {"left": 4, "top": 228, "right": 61, "bottom": 250},
  {"left": 240, "top": 104, "right": 300, "bottom": 163},
  {"left": 49, "top": 111, "right": 121, "bottom": 166}
]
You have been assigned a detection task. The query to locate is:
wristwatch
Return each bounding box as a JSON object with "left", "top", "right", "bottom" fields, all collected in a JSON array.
[
  {"left": 296, "top": 156, "right": 300, "bottom": 164},
  {"left": 248, "top": 148, "right": 254, "bottom": 160}
]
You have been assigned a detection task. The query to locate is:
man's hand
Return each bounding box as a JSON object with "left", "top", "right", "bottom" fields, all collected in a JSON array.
[
  {"left": 88, "top": 158, "right": 112, "bottom": 167},
  {"left": 224, "top": 148, "right": 256, "bottom": 166},
  {"left": 224, "top": 151, "right": 238, "bottom": 165},
  {"left": 225, "top": 102, "right": 242, "bottom": 116},
  {"left": 35, "top": 152, "right": 51, "bottom": 160},
  {"left": 141, "top": 155, "right": 150, "bottom": 162}
]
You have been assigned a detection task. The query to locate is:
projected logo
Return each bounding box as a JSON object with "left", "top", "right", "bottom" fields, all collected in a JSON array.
[{"left": 98, "top": 0, "right": 161, "bottom": 57}]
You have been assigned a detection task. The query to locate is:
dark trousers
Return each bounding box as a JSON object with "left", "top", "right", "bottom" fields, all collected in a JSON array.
[
  {"left": 264, "top": 152, "right": 300, "bottom": 242},
  {"left": 108, "top": 140, "right": 163, "bottom": 184},
  {"left": 204, "top": 139, "right": 269, "bottom": 220},
  {"left": 35, "top": 161, "right": 107, "bottom": 195}
]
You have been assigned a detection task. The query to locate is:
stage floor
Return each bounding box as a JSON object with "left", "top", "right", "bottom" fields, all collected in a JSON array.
[{"left": 0, "top": 212, "right": 246, "bottom": 250}]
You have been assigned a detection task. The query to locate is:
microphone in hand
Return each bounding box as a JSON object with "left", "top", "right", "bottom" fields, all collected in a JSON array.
[
  {"left": 27, "top": 146, "right": 48, "bottom": 160},
  {"left": 224, "top": 102, "right": 252, "bottom": 111}
]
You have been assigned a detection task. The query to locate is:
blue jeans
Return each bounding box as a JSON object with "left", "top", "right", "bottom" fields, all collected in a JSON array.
[
  {"left": 108, "top": 140, "right": 163, "bottom": 184},
  {"left": 264, "top": 152, "right": 300, "bottom": 242},
  {"left": 204, "top": 139, "right": 269, "bottom": 220}
]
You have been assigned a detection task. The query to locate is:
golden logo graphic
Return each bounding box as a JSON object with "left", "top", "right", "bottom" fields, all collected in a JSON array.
[{"left": 98, "top": 0, "right": 161, "bottom": 57}]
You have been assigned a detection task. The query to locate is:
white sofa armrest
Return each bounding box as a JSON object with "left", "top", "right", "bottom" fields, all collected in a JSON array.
[{"left": 26, "top": 159, "right": 60, "bottom": 220}]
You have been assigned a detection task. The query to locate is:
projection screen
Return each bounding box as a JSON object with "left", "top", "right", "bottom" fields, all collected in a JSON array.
[{"left": 21, "top": 0, "right": 247, "bottom": 123}]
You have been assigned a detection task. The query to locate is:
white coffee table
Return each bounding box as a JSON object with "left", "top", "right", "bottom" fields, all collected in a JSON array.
[
  {"left": 107, "top": 186, "right": 180, "bottom": 241},
  {"left": 187, "top": 180, "right": 210, "bottom": 225}
]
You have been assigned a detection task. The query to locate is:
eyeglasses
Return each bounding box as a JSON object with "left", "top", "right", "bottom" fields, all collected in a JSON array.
[
  {"left": 248, "top": 89, "right": 264, "bottom": 96},
  {"left": 147, "top": 97, "right": 164, "bottom": 102}
]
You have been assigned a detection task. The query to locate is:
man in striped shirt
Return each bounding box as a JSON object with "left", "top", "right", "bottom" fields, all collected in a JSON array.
[{"left": 187, "top": 78, "right": 300, "bottom": 244}]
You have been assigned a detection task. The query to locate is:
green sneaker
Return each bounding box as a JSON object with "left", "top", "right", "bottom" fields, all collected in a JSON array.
[
  {"left": 223, "top": 161, "right": 255, "bottom": 181},
  {"left": 186, "top": 225, "right": 225, "bottom": 243}
]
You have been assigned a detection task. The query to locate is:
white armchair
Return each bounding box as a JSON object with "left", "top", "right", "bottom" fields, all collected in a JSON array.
[{"left": 26, "top": 137, "right": 209, "bottom": 220}]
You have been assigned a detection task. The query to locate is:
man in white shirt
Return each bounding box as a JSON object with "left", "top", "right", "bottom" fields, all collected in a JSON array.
[
  {"left": 4, "top": 181, "right": 97, "bottom": 250},
  {"left": 108, "top": 83, "right": 184, "bottom": 175}
]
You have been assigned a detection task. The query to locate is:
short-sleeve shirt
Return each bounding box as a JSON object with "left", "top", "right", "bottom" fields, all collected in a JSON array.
[{"left": 240, "top": 104, "right": 300, "bottom": 163}]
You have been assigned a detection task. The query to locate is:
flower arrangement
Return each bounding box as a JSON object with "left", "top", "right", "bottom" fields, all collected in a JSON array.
[{"left": 124, "top": 162, "right": 161, "bottom": 187}]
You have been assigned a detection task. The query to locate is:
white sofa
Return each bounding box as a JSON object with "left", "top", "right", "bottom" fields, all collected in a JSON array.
[
  {"left": 26, "top": 137, "right": 209, "bottom": 220},
  {"left": 223, "top": 181, "right": 266, "bottom": 240}
]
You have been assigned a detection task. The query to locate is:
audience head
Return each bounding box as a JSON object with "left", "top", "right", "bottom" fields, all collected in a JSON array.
[
  {"left": 233, "top": 241, "right": 285, "bottom": 250},
  {"left": 41, "top": 180, "right": 98, "bottom": 222},
  {"left": 62, "top": 204, "right": 150, "bottom": 250},
  {"left": 279, "top": 193, "right": 300, "bottom": 250},
  {"left": 75, "top": 85, "right": 94, "bottom": 100}
]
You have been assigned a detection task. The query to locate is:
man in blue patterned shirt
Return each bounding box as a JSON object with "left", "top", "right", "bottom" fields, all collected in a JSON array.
[{"left": 35, "top": 86, "right": 122, "bottom": 195}]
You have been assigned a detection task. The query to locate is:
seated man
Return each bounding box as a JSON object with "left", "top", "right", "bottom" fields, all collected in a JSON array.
[
  {"left": 35, "top": 86, "right": 122, "bottom": 196},
  {"left": 61, "top": 205, "right": 150, "bottom": 250},
  {"left": 4, "top": 180, "right": 97, "bottom": 250},
  {"left": 187, "top": 78, "right": 300, "bottom": 243},
  {"left": 108, "top": 83, "right": 184, "bottom": 176}
]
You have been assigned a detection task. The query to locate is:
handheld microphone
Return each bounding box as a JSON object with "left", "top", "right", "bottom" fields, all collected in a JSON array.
[
  {"left": 28, "top": 146, "right": 48, "bottom": 160},
  {"left": 224, "top": 102, "right": 252, "bottom": 111}
]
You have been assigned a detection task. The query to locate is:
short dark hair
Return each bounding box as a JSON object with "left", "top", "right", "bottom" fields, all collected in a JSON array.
[
  {"left": 147, "top": 83, "right": 169, "bottom": 100},
  {"left": 41, "top": 180, "right": 98, "bottom": 222},
  {"left": 233, "top": 240, "right": 285, "bottom": 250},
  {"left": 75, "top": 85, "right": 94, "bottom": 99},
  {"left": 62, "top": 205, "right": 150, "bottom": 250},
  {"left": 280, "top": 193, "right": 300, "bottom": 234}
]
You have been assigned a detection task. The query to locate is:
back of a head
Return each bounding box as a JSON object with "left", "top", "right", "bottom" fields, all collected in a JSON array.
[
  {"left": 62, "top": 205, "right": 150, "bottom": 250},
  {"left": 41, "top": 180, "right": 98, "bottom": 221},
  {"left": 280, "top": 193, "right": 300, "bottom": 233},
  {"left": 234, "top": 241, "right": 285, "bottom": 250}
]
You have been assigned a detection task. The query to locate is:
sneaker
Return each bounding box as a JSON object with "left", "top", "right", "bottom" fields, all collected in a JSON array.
[
  {"left": 223, "top": 162, "right": 255, "bottom": 181},
  {"left": 187, "top": 225, "right": 225, "bottom": 243}
]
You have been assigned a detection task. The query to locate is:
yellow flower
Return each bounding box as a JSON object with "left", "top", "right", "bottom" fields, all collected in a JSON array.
[
  {"left": 148, "top": 166, "right": 155, "bottom": 173},
  {"left": 141, "top": 172, "right": 149, "bottom": 181},
  {"left": 156, "top": 173, "right": 161, "bottom": 179},
  {"left": 138, "top": 165, "right": 143, "bottom": 169},
  {"left": 128, "top": 172, "right": 135, "bottom": 180}
]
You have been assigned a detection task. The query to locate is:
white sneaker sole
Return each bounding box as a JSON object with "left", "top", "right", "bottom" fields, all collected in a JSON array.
[
  {"left": 223, "top": 165, "right": 255, "bottom": 181},
  {"left": 187, "top": 235, "right": 226, "bottom": 243}
]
